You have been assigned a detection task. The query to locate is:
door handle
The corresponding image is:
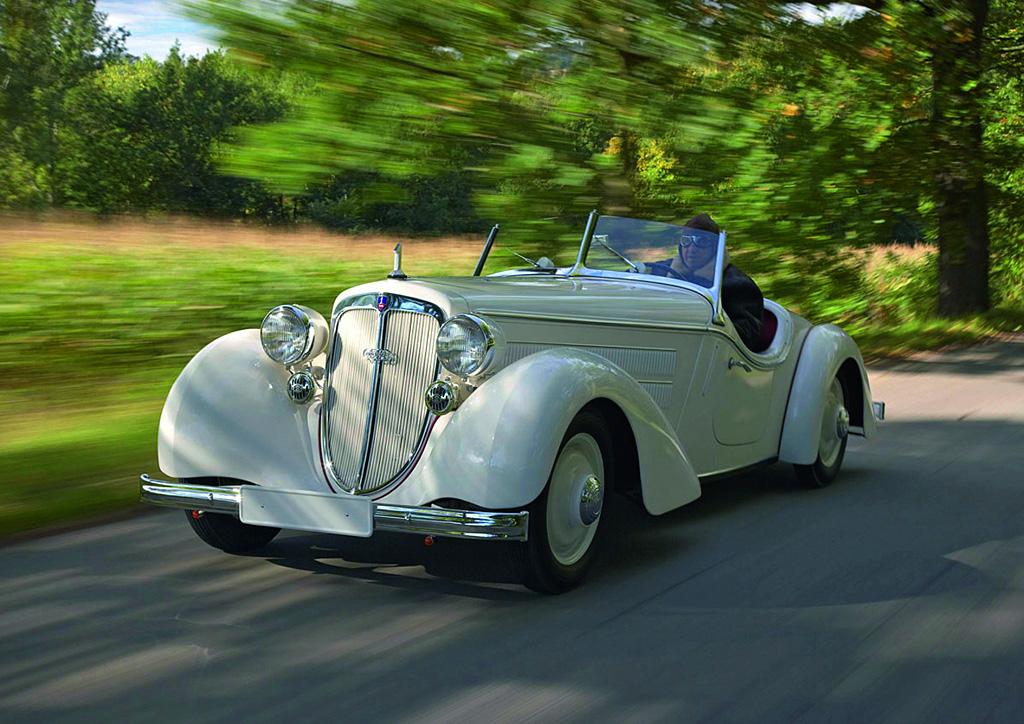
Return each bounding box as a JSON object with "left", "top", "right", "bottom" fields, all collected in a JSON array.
[{"left": 728, "top": 357, "right": 752, "bottom": 373}]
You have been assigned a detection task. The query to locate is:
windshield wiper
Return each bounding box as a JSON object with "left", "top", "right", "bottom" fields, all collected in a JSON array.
[
  {"left": 507, "top": 248, "right": 556, "bottom": 272},
  {"left": 594, "top": 235, "right": 642, "bottom": 273}
]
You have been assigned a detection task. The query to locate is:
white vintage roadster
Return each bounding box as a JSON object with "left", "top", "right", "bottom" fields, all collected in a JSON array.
[{"left": 141, "top": 213, "right": 884, "bottom": 593}]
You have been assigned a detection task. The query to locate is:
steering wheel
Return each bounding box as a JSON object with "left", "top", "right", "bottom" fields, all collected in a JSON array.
[{"left": 663, "top": 265, "right": 687, "bottom": 281}]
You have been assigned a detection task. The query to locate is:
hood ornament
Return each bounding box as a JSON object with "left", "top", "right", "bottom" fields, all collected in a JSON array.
[{"left": 387, "top": 243, "right": 408, "bottom": 280}]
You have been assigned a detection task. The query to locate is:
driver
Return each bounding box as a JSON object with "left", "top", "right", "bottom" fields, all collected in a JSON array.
[{"left": 650, "top": 214, "right": 765, "bottom": 351}]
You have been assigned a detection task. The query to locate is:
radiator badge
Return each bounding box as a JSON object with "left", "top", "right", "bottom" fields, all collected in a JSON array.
[
  {"left": 376, "top": 294, "right": 389, "bottom": 313},
  {"left": 363, "top": 347, "right": 399, "bottom": 365}
]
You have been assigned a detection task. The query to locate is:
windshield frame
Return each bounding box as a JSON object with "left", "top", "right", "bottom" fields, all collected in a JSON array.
[
  {"left": 566, "top": 212, "right": 728, "bottom": 322},
  {"left": 476, "top": 212, "right": 729, "bottom": 323}
]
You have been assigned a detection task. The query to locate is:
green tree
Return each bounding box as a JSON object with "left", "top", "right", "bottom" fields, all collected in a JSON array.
[
  {"left": 60, "top": 48, "right": 298, "bottom": 216},
  {"left": 793, "top": 0, "right": 1007, "bottom": 315},
  {"left": 0, "top": 0, "right": 128, "bottom": 206}
]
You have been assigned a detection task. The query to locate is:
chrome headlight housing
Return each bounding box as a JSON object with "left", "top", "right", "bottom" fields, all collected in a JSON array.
[
  {"left": 260, "top": 304, "right": 328, "bottom": 366},
  {"left": 436, "top": 314, "right": 500, "bottom": 378}
]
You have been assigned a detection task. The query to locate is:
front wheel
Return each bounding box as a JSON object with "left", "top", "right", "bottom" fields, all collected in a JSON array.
[
  {"left": 182, "top": 477, "right": 280, "bottom": 552},
  {"left": 794, "top": 376, "right": 849, "bottom": 488},
  {"left": 509, "top": 409, "right": 614, "bottom": 594}
]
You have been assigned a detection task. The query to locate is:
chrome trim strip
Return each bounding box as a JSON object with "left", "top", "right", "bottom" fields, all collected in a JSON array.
[
  {"left": 711, "top": 230, "right": 727, "bottom": 326},
  {"left": 476, "top": 310, "right": 709, "bottom": 333},
  {"left": 139, "top": 476, "right": 528, "bottom": 541},
  {"left": 332, "top": 293, "right": 445, "bottom": 322},
  {"left": 562, "top": 267, "right": 718, "bottom": 308},
  {"left": 357, "top": 308, "right": 389, "bottom": 487}
]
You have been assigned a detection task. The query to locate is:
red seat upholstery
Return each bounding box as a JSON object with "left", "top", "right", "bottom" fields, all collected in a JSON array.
[{"left": 751, "top": 308, "right": 778, "bottom": 354}]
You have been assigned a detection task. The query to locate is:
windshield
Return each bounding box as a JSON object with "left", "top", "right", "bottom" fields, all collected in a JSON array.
[
  {"left": 473, "top": 214, "right": 724, "bottom": 293},
  {"left": 584, "top": 217, "right": 722, "bottom": 289}
]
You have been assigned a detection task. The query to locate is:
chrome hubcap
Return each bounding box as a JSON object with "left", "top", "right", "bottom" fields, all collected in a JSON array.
[
  {"left": 579, "top": 475, "right": 603, "bottom": 526},
  {"left": 818, "top": 378, "right": 847, "bottom": 468},
  {"left": 835, "top": 406, "right": 850, "bottom": 439},
  {"left": 547, "top": 433, "right": 604, "bottom": 566}
]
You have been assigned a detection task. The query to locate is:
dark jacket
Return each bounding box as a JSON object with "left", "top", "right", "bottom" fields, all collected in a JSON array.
[
  {"left": 647, "top": 260, "right": 765, "bottom": 351},
  {"left": 721, "top": 264, "right": 764, "bottom": 352}
]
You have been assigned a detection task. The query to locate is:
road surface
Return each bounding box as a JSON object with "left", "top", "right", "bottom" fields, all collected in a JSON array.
[{"left": 2, "top": 338, "right": 1024, "bottom": 723}]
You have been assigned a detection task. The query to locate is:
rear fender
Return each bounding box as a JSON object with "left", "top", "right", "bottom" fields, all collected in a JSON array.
[
  {"left": 779, "top": 324, "right": 877, "bottom": 465},
  {"left": 409, "top": 348, "right": 700, "bottom": 515}
]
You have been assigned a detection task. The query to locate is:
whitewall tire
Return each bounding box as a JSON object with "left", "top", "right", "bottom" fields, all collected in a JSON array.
[
  {"left": 510, "top": 408, "right": 613, "bottom": 593},
  {"left": 794, "top": 376, "right": 849, "bottom": 488}
]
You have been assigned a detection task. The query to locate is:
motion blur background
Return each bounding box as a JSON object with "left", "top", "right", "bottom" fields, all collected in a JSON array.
[{"left": 1, "top": 0, "right": 1022, "bottom": 536}]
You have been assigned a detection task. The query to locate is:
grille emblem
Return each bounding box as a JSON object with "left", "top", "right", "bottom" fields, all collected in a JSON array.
[
  {"left": 363, "top": 347, "right": 398, "bottom": 364},
  {"left": 376, "top": 294, "right": 389, "bottom": 313}
]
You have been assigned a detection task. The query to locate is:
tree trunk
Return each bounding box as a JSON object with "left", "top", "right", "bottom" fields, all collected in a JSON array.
[{"left": 932, "top": 0, "right": 990, "bottom": 316}]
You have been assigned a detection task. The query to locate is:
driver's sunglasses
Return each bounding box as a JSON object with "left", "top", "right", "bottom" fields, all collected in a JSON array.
[{"left": 678, "top": 233, "right": 715, "bottom": 250}]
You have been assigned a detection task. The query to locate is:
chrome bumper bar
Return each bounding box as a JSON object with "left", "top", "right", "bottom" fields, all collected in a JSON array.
[{"left": 140, "top": 475, "right": 528, "bottom": 541}]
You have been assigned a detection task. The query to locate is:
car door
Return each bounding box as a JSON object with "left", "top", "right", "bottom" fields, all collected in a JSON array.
[{"left": 707, "top": 337, "right": 774, "bottom": 446}]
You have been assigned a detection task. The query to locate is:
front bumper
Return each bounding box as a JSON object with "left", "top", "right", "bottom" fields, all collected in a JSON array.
[{"left": 140, "top": 475, "right": 529, "bottom": 541}]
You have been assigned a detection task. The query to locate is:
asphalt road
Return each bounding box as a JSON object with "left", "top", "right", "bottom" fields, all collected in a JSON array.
[{"left": 3, "top": 338, "right": 1024, "bottom": 724}]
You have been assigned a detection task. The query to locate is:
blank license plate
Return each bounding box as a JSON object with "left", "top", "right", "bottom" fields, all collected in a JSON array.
[{"left": 240, "top": 487, "right": 373, "bottom": 537}]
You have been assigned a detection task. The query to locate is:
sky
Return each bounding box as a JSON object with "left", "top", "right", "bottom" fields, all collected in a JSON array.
[{"left": 95, "top": 0, "right": 217, "bottom": 59}]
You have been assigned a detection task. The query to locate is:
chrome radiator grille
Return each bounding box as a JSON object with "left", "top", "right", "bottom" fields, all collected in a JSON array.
[{"left": 321, "top": 294, "right": 442, "bottom": 494}]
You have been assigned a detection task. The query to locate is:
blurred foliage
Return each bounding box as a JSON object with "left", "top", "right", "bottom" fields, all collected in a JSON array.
[
  {"left": 0, "top": 0, "right": 1021, "bottom": 308},
  {"left": 60, "top": 47, "right": 304, "bottom": 216},
  {"left": 180, "top": 0, "right": 1023, "bottom": 316}
]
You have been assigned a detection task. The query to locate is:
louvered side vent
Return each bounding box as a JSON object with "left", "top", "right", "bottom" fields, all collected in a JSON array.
[{"left": 320, "top": 297, "right": 442, "bottom": 495}]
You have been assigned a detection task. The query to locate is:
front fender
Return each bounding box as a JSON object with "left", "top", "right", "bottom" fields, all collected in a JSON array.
[
  {"left": 403, "top": 348, "right": 701, "bottom": 515},
  {"left": 158, "top": 329, "right": 325, "bottom": 491},
  {"left": 779, "top": 324, "right": 877, "bottom": 465}
]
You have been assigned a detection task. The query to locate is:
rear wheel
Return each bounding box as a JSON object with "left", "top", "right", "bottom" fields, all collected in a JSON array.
[
  {"left": 510, "top": 409, "right": 613, "bottom": 594},
  {"left": 182, "top": 477, "right": 280, "bottom": 552},
  {"left": 794, "top": 376, "right": 849, "bottom": 488}
]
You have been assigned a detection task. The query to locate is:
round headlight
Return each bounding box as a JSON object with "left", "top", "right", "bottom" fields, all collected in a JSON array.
[
  {"left": 260, "top": 305, "right": 327, "bottom": 366},
  {"left": 436, "top": 315, "right": 495, "bottom": 377}
]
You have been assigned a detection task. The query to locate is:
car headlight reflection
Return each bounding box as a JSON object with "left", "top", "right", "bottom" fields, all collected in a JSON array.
[
  {"left": 260, "top": 304, "right": 328, "bottom": 366},
  {"left": 436, "top": 315, "right": 496, "bottom": 378}
]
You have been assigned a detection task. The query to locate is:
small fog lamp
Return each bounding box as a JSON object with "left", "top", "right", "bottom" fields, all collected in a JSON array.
[
  {"left": 425, "top": 379, "right": 458, "bottom": 415},
  {"left": 287, "top": 371, "right": 316, "bottom": 404}
]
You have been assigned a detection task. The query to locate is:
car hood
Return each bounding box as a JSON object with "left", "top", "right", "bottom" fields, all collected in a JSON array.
[{"left": 388, "top": 274, "right": 714, "bottom": 328}]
